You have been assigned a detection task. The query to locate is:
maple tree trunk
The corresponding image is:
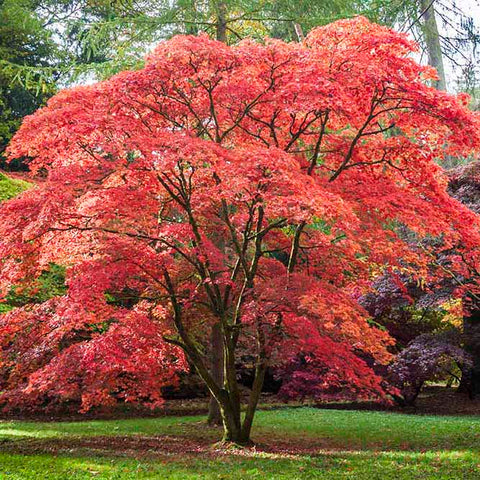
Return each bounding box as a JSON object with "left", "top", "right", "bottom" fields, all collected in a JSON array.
[
  {"left": 240, "top": 363, "right": 267, "bottom": 442},
  {"left": 214, "top": 365, "right": 265, "bottom": 445},
  {"left": 219, "top": 398, "right": 242, "bottom": 443},
  {"left": 201, "top": 324, "right": 266, "bottom": 444},
  {"left": 458, "top": 368, "right": 472, "bottom": 396},
  {"left": 207, "top": 322, "right": 223, "bottom": 425}
]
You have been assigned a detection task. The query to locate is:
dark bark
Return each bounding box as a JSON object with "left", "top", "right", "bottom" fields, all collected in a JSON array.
[
  {"left": 208, "top": 321, "right": 268, "bottom": 444},
  {"left": 207, "top": 322, "right": 223, "bottom": 425},
  {"left": 458, "top": 367, "right": 472, "bottom": 396},
  {"left": 404, "top": 382, "right": 424, "bottom": 407},
  {"left": 391, "top": 381, "right": 424, "bottom": 407},
  {"left": 241, "top": 362, "right": 267, "bottom": 442},
  {"left": 219, "top": 398, "right": 242, "bottom": 443}
]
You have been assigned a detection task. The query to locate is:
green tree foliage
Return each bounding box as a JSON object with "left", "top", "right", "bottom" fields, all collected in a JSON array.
[
  {"left": 0, "top": 0, "right": 58, "bottom": 167},
  {"left": 3, "top": 0, "right": 480, "bottom": 108},
  {"left": 9, "top": 1, "right": 408, "bottom": 82}
]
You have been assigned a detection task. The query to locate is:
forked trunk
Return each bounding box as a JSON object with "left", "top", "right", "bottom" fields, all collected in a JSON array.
[
  {"left": 213, "top": 389, "right": 243, "bottom": 443},
  {"left": 215, "top": 362, "right": 267, "bottom": 445}
]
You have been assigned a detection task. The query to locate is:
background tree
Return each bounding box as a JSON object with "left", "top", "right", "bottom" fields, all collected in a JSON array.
[
  {"left": 418, "top": 0, "right": 446, "bottom": 90},
  {"left": 362, "top": 162, "right": 480, "bottom": 402},
  {"left": 15, "top": 0, "right": 479, "bottom": 87},
  {"left": 383, "top": 0, "right": 480, "bottom": 92},
  {"left": 444, "top": 163, "right": 480, "bottom": 397},
  {"left": 388, "top": 331, "right": 471, "bottom": 406},
  {"left": 0, "top": 0, "right": 58, "bottom": 168}
]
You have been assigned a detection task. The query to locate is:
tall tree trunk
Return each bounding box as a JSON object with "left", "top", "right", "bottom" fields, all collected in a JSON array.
[
  {"left": 419, "top": 0, "right": 447, "bottom": 90},
  {"left": 293, "top": 22, "right": 305, "bottom": 42},
  {"left": 215, "top": 1, "right": 227, "bottom": 42},
  {"left": 207, "top": 322, "right": 223, "bottom": 425},
  {"left": 213, "top": 360, "right": 265, "bottom": 445}
]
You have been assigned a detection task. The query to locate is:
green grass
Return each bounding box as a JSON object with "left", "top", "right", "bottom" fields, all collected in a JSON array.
[
  {"left": 0, "top": 408, "right": 479, "bottom": 479},
  {"left": 0, "top": 172, "right": 30, "bottom": 202}
]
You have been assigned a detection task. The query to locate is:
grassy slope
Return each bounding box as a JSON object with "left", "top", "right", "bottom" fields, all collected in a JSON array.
[
  {"left": 0, "top": 172, "right": 30, "bottom": 202},
  {"left": 0, "top": 408, "right": 479, "bottom": 479}
]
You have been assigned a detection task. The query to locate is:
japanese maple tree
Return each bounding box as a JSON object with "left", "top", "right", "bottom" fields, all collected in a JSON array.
[
  {"left": 2, "top": 17, "right": 480, "bottom": 444},
  {"left": 389, "top": 331, "right": 471, "bottom": 406}
]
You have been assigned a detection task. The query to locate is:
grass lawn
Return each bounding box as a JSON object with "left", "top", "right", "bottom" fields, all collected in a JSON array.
[{"left": 0, "top": 407, "right": 479, "bottom": 479}]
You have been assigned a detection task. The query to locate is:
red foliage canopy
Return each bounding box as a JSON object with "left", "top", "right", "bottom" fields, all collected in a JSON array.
[{"left": 1, "top": 17, "right": 480, "bottom": 418}]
